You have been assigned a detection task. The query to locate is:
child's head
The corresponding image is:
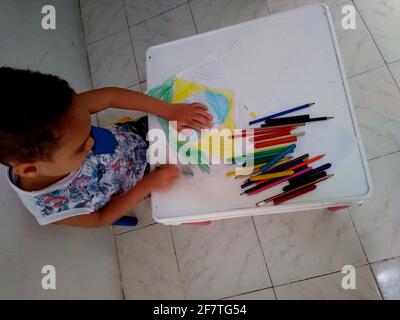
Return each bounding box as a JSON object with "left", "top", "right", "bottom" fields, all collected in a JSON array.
[{"left": 0, "top": 67, "right": 94, "bottom": 178}]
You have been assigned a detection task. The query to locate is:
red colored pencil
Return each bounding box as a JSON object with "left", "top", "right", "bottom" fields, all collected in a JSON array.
[
  {"left": 251, "top": 130, "right": 292, "bottom": 142},
  {"left": 229, "top": 126, "right": 299, "bottom": 139},
  {"left": 273, "top": 184, "right": 317, "bottom": 205},
  {"left": 255, "top": 136, "right": 298, "bottom": 149}
]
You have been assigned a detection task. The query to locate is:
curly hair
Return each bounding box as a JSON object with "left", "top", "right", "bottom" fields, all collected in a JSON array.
[{"left": 0, "top": 67, "right": 75, "bottom": 164}]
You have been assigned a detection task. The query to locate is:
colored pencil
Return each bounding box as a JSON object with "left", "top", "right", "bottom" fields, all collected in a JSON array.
[
  {"left": 249, "top": 103, "right": 315, "bottom": 125},
  {"left": 244, "top": 167, "right": 313, "bottom": 196},
  {"left": 256, "top": 174, "right": 333, "bottom": 207},
  {"left": 241, "top": 154, "right": 310, "bottom": 185},
  {"left": 273, "top": 184, "right": 317, "bottom": 205},
  {"left": 254, "top": 132, "right": 304, "bottom": 144},
  {"left": 307, "top": 116, "right": 334, "bottom": 122},
  {"left": 263, "top": 116, "right": 334, "bottom": 127},
  {"left": 264, "top": 115, "right": 310, "bottom": 126},
  {"left": 233, "top": 157, "right": 293, "bottom": 178},
  {"left": 259, "top": 144, "right": 296, "bottom": 172},
  {"left": 283, "top": 171, "right": 327, "bottom": 192},
  {"left": 261, "top": 122, "right": 306, "bottom": 128},
  {"left": 229, "top": 127, "right": 295, "bottom": 139},
  {"left": 227, "top": 146, "right": 289, "bottom": 163},
  {"left": 288, "top": 163, "right": 332, "bottom": 185},
  {"left": 241, "top": 159, "right": 305, "bottom": 188},
  {"left": 255, "top": 136, "right": 298, "bottom": 149},
  {"left": 250, "top": 170, "right": 294, "bottom": 181},
  {"left": 284, "top": 154, "right": 325, "bottom": 172},
  {"left": 249, "top": 130, "right": 290, "bottom": 141},
  {"left": 250, "top": 130, "right": 292, "bottom": 141}
]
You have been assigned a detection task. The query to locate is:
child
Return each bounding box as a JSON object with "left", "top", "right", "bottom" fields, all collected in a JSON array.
[{"left": 0, "top": 67, "right": 213, "bottom": 228}]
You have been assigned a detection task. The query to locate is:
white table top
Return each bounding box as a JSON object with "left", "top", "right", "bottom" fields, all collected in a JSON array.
[{"left": 146, "top": 4, "right": 372, "bottom": 224}]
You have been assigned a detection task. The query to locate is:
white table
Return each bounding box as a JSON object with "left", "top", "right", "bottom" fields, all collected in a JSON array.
[{"left": 146, "top": 4, "right": 372, "bottom": 225}]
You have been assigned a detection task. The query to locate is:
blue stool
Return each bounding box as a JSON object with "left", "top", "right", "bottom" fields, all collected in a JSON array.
[{"left": 112, "top": 216, "right": 138, "bottom": 227}]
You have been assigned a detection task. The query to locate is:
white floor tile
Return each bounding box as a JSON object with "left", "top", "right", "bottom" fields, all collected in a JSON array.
[
  {"left": 97, "top": 84, "right": 146, "bottom": 127},
  {"left": 354, "top": 0, "right": 400, "bottom": 63},
  {"left": 348, "top": 66, "right": 400, "bottom": 160},
  {"left": 172, "top": 217, "right": 272, "bottom": 299},
  {"left": 254, "top": 210, "right": 367, "bottom": 285},
  {"left": 266, "top": 0, "right": 348, "bottom": 14},
  {"left": 190, "top": 0, "right": 268, "bottom": 33},
  {"left": 80, "top": 0, "right": 127, "bottom": 44},
  {"left": 130, "top": 4, "right": 197, "bottom": 81},
  {"left": 116, "top": 224, "right": 184, "bottom": 299},
  {"left": 330, "top": 2, "right": 384, "bottom": 78},
  {"left": 124, "top": 0, "right": 186, "bottom": 26},
  {"left": 371, "top": 257, "right": 400, "bottom": 300},
  {"left": 87, "top": 30, "right": 139, "bottom": 88},
  {"left": 275, "top": 265, "right": 381, "bottom": 299},
  {"left": 225, "top": 288, "right": 276, "bottom": 300},
  {"left": 388, "top": 60, "right": 400, "bottom": 88},
  {"left": 112, "top": 197, "right": 155, "bottom": 235},
  {"left": 350, "top": 152, "right": 400, "bottom": 263}
]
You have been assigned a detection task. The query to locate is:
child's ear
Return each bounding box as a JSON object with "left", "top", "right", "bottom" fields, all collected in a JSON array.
[{"left": 13, "top": 163, "right": 39, "bottom": 177}]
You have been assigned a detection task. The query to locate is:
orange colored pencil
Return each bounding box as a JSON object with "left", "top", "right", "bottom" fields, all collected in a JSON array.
[{"left": 288, "top": 154, "right": 325, "bottom": 171}]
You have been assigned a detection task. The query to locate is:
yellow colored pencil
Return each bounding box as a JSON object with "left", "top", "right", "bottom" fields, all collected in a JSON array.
[
  {"left": 226, "top": 157, "right": 292, "bottom": 177},
  {"left": 249, "top": 170, "right": 294, "bottom": 181}
]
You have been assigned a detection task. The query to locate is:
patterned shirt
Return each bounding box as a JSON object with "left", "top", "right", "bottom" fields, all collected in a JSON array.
[{"left": 6, "top": 125, "right": 148, "bottom": 225}]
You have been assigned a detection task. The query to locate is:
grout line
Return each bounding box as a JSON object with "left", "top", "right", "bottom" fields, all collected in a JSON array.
[
  {"left": 187, "top": 0, "right": 199, "bottom": 34},
  {"left": 111, "top": 229, "right": 127, "bottom": 300},
  {"left": 169, "top": 225, "right": 186, "bottom": 299},
  {"left": 85, "top": 27, "right": 128, "bottom": 47},
  {"left": 387, "top": 62, "right": 400, "bottom": 90},
  {"left": 220, "top": 285, "right": 275, "bottom": 300},
  {"left": 122, "top": 0, "right": 142, "bottom": 83},
  {"left": 389, "top": 58, "right": 400, "bottom": 65},
  {"left": 352, "top": 0, "right": 388, "bottom": 65},
  {"left": 368, "top": 150, "right": 400, "bottom": 162},
  {"left": 367, "top": 263, "right": 385, "bottom": 300},
  {"left": 347, "top": 64, "right": 384, "bottom": 80},
  {"left": 113, "top": 222, "right": 158, "bottom": 237},
  {"left": 346, "top": 208, "right": 371, "bottom": 264},
  {"left": 127, "top": 2, "right": 189, "bottom": 29},
  {"left": 251, "top": 216, "right": 277, "bottom": 299},
  {"left": 264, "top": 1, "right": 271, "bottom": 16},
  {"left": 77, "top": 1, "right": 95, "bottom": 91},
  {"left": 371, "top": 255, "right": 400, "bottom": 265},
  {"left": 272, "top": 262, "right": 370, "bottom": 289}
]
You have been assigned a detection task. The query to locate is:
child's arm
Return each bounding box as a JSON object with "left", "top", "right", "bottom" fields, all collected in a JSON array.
[
  {"left": 52, "top": 164, "right": 180, "bottom": 228},
  {"left": 76, "top": 87, "right": 213, "bottom": 131}
]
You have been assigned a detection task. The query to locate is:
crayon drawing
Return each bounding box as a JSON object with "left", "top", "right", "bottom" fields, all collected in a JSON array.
[{"left": 147, "top": 55, "right": 249, "bottom": 179}]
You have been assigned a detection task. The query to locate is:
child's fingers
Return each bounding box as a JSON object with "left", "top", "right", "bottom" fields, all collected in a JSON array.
[
  {"left": 192, "top": 115, "right": 213, "bottom": 128},
  {"left": 187, "top": 120, "right": 204, "bottom": 132},
  {"left": 192, "top": 102, "right": 208, "bottom": 111},
  {"left": 194, "top": 107, "right": 213, "bottom": 121},
  {"left": 194, "top": 110, "right": 214, "bottom": 123}
]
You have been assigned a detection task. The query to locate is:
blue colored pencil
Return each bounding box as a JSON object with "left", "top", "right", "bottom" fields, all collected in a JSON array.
[
  {"left": 260, "top": 144, "right": 296, "bottom": 172},
  {"left": 249, "top": 102, "right": 315, "bottom": 125}
]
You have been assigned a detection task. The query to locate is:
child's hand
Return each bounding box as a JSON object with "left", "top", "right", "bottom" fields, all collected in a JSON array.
[
  {"left": 166, "top": 102, "right": 214, "bottom": 131},
  {"left": 147, "top": 164, "right": 181, "bottom": 191}
]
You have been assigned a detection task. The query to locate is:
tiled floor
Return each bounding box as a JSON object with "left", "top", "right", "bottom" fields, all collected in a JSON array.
[{"left": 80, "top": 0, "right": 400, "bottom": 299}]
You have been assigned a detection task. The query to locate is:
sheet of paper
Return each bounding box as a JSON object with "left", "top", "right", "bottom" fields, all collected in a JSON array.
[{"left": 147, "top": 54, "right": 249, "bottom": 186}]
